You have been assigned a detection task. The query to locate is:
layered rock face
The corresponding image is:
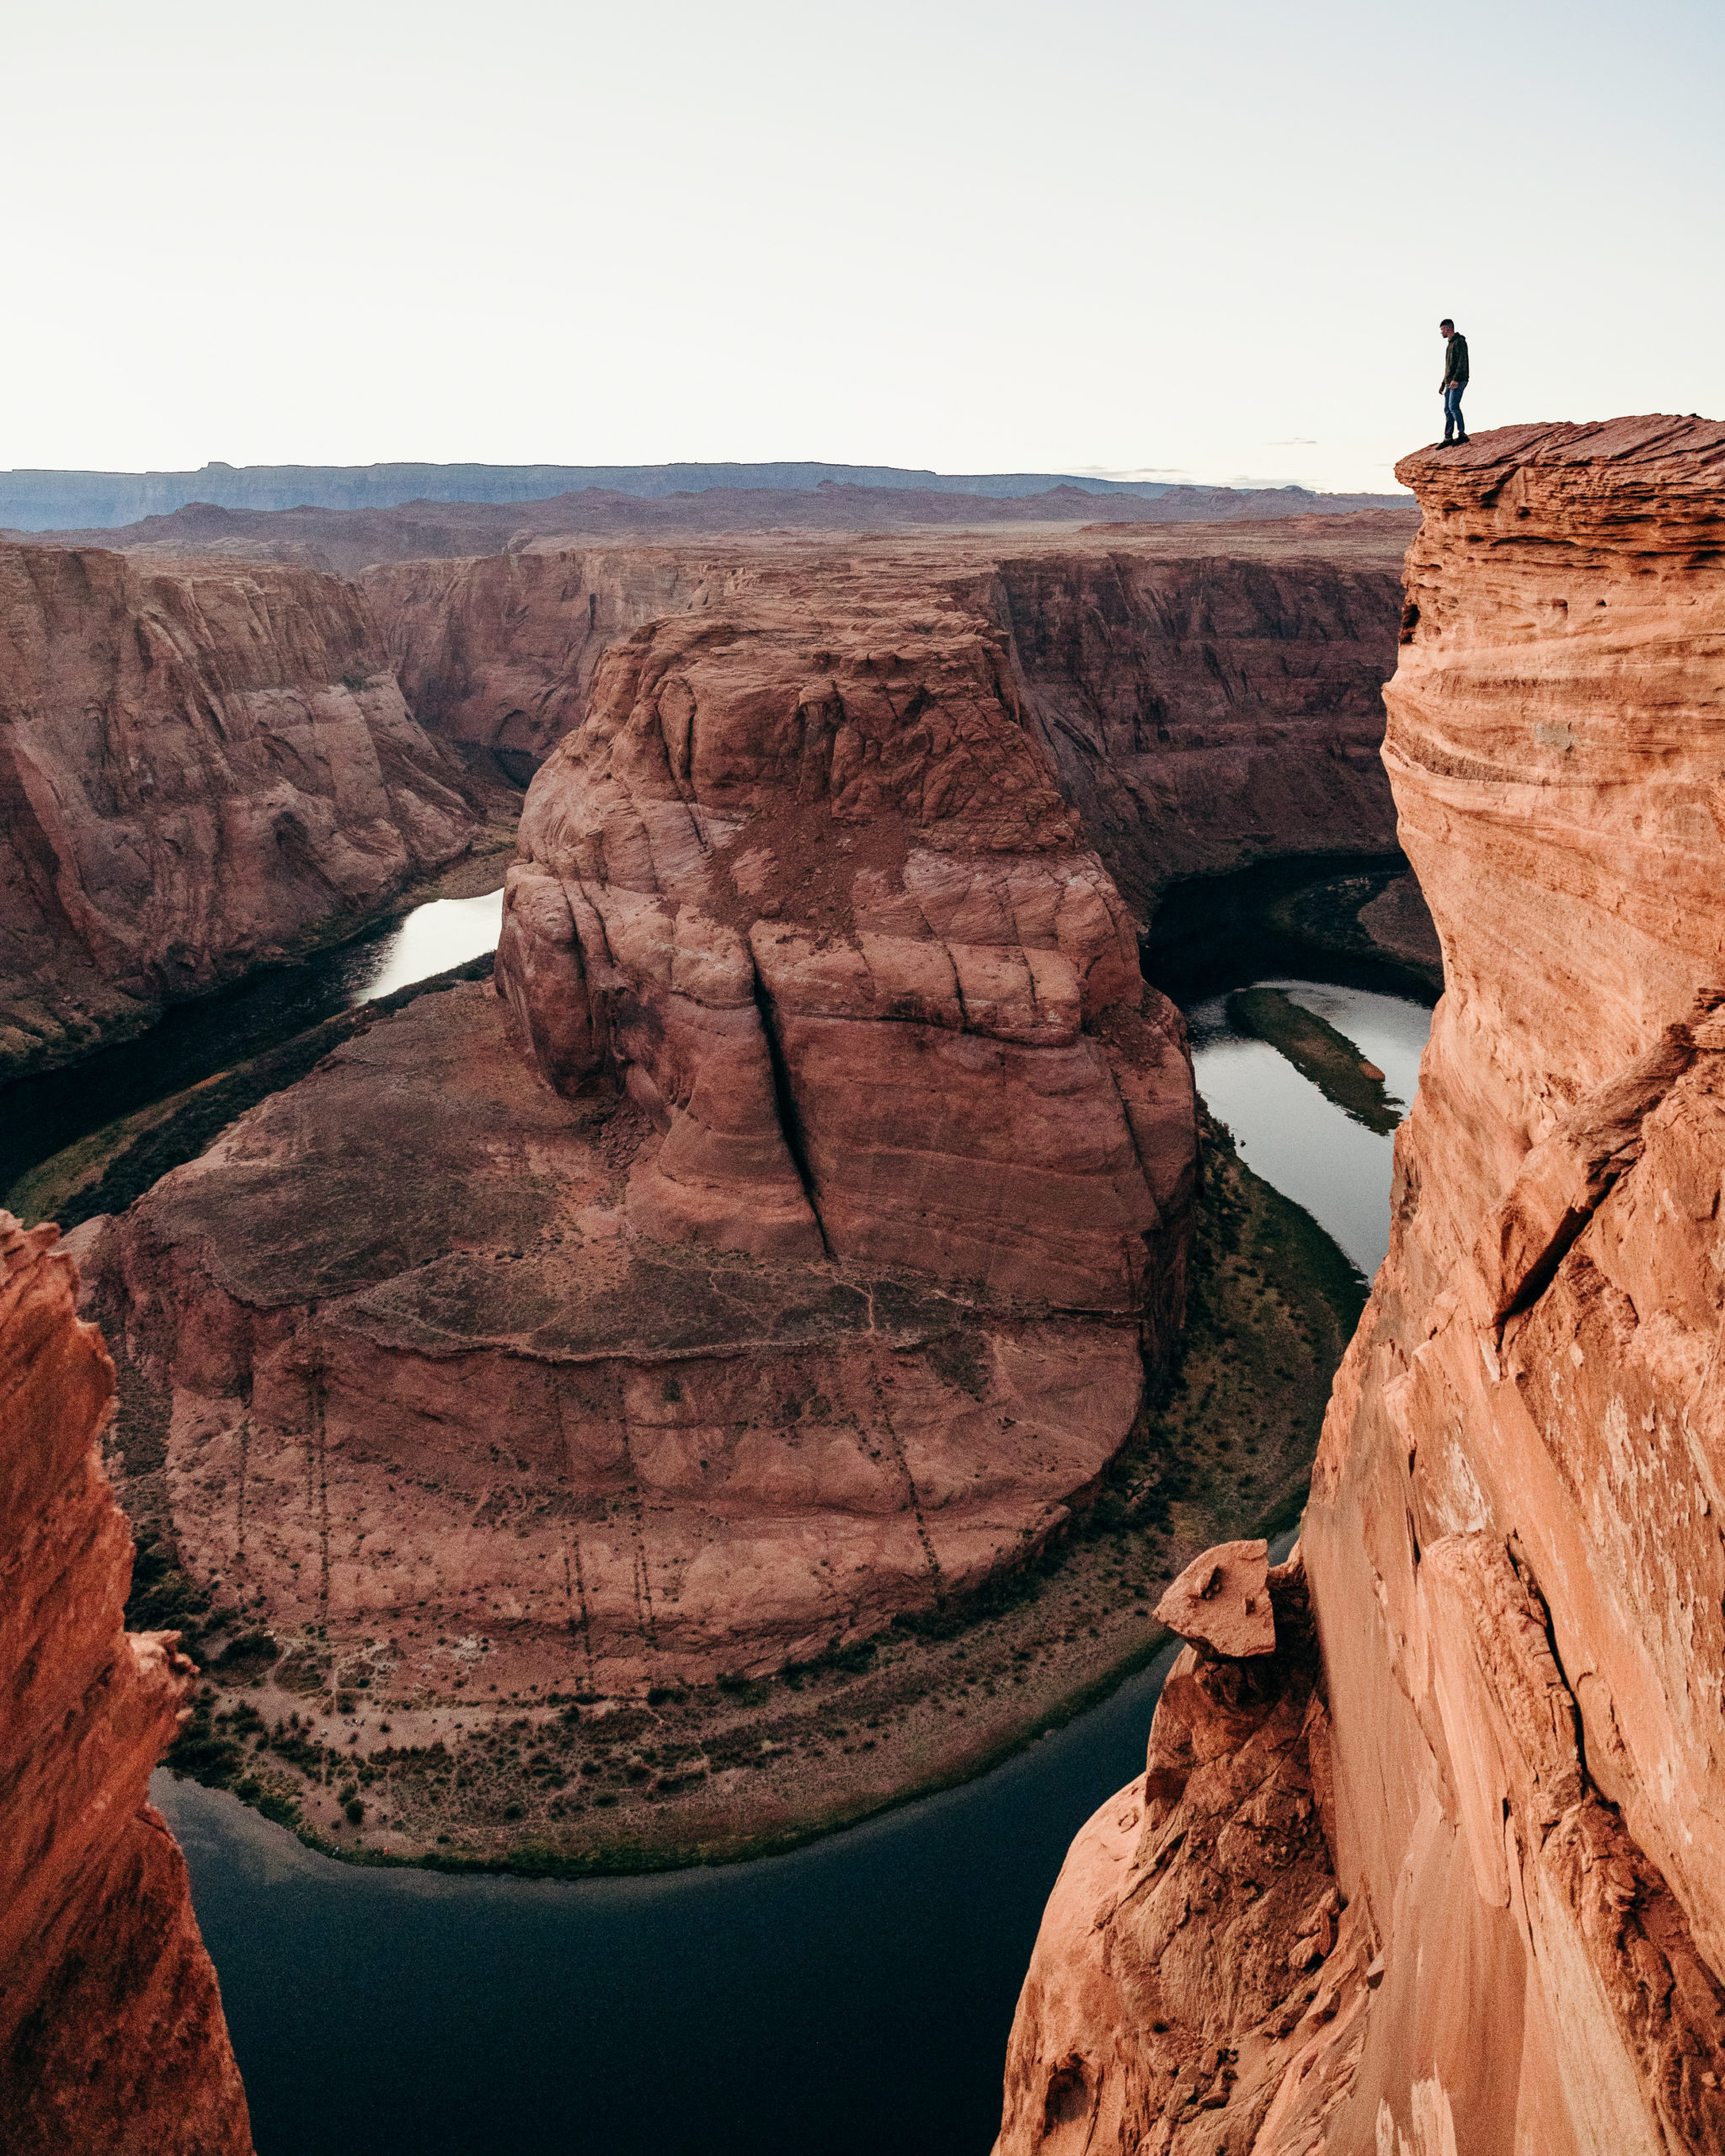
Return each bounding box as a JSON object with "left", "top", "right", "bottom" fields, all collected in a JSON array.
[
  {"left": 998, "top": 417, "right": 1725, "bottom": 2153},
  {"left": 362, "top": 547, "right": 740, "bottom": 776},
  {"left": 96, "top": 562, "right": 1196, "bottom": 1691},
  {"left": 366, "top": 520, "right": 1412, "bottom": 920},
  {"left": 998, "top": 1545, "right": 1358, "bottom": 2156},
  {"left": 0, "top": 1214, "right": 252, "bottom": 2156},
  {"left": 0, "top": 542, "right": 478, "bottom": 1075},
  {"left": 994, "top": 543, "right": 1407, "bottom": 920}
]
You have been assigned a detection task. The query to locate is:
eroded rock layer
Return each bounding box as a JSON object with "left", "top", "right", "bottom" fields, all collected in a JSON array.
[
  {"left": 362, "top": 548, "right": 741, "bottom": 775},
  {"left": 365, "top": 519, "right": 1413, "bottom": 917},
  {"left": 0, "top": 1214, "right": 252, "bottom": 2156},
  {"left": 994, "top": 545, "right": 1405, "bottom": 921},
  {"left": 997, "top": 417, "right": 1725, "bottom": 2154},
  {"left": 0, "top": 542, "right": 478, "bottom": 1075},
  {"left": 96, "top": 560, "right": 1196, "bottom": 1690}
]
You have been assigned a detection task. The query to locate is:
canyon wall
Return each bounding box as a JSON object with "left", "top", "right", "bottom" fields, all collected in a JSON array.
[
  {"left": 995, "top": 542, "right": 1406, "bottom": 920},
  {"left": 0, "top": 1213, "right": 252, "bottom": 2156},
  {"left": 997, "top": 416, "right": 1725, "bottom": 2153},
  {"left": 94, "top": 552, "right": 1196, "bottom": 1698},
  {"left": 361, "top": 547, "right": 742, "bottom": 776},
  {"left": 365, "top": 521, "right": 1412, "bottom": 921},
  {"left": 0, "top": 542, "right": 478, "bottom": 1076}
]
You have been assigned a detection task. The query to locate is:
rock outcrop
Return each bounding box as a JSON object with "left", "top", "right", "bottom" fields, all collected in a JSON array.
[
  {"left": 999, "top": 1549, "right": 1354, "bottom": 2156},
  {"left": 365, "top": 519, "right": 1413, "bottom": 920},
  {"left": 93, "top": 558, "right": 1197, "bottom": 1694},
  {"left": 0, "top": 1213, "right": 252, "bottom": 2155},
  {"left": 0, "top": 542, "right": 478, "bottom": 1075},
  {"left": 996, "top": 417, "right": 1725, "bottom": 2153},
  {"left": 995, "top": 543, "right": 1407, "bottom": 921}
]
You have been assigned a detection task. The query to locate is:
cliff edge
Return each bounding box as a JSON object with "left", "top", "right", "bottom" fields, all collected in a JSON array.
[
  {"left": 0, "top": 1213, "right": 252, "bottom": 2154},
  {"left": 997, "top": 416, "right": 1725, "bottom": 2153}
]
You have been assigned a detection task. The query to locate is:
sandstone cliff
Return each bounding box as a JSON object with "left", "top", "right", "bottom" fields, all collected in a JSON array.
[
  {"left": 0, "top": 1213, "right": 252, "bottom": 2155},
  {"left": 0, "top": 542, "right": 478, "bottom": 1076},
  {"left": 997, "top": 417, "right": 1725, "bottom": 2153},
  {"left": 366, "top": 519, "right": 1411, "bottom": 921},
  {"left": 994, "top": 546, "right": 1405, "bottom": 921},
  {"left": 93, "top": 555, "right": 1197, "bottom": 1710},
  {"left": 362, "top": 547, "right": 741, "bottom": 777}
]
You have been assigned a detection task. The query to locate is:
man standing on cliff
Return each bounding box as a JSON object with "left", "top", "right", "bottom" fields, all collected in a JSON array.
[{"left": 1437, "top": 318, "right": 1470, "bottom": 446}]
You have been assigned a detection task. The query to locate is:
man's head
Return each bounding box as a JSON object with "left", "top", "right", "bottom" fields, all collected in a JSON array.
[{"left": 1439, "top": 318, "right": 1455, "bottom": 337}]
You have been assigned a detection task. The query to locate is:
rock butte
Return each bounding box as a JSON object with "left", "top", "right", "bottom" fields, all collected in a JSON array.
[
  {"left": 91, "top": 552, "right": 1204, "bottom": 1689},
  {"left": 997, "top": 416, "right": 1725, "bottom": 2154},
  {"left": 0, "top": 1213, "right": 252, "bottom": 2154},
  {"left": 60, "top": 513, "right": 1418, "bottom": 1702},
  {"left": 0, "top": 542, "right": 478, "bottom": 1078}
]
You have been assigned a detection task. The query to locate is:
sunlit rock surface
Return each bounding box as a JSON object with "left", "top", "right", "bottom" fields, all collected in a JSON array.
[
  {"left": 997, "top": 417, "right": 1725, "bottom": 2154},
  {"left": 96, "top": 553, "right": 1197, "bottom": 1692}
]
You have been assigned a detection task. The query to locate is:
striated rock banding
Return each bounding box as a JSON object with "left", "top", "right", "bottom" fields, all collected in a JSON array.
[
  {"left": 0, "top": 1213, "right": 252, "bottom": 2155},
  {"left": 365, "top": 518, "right": 1415, "bottom": 922},
  {"left": 994, "top": 545, "right": 1407, "bottom": 922},
  {"left": 0, "top": 542, "right": 478, "bottom": 1077},
  {"left": 997, "top": 416, "right": 1725, "bottom": 2153},
  {"left": 362, "top": 548, "right": 745, "bottom": 776},
  {"left": 95, "top": 560, "right": 1198, "bottom": 1694}
]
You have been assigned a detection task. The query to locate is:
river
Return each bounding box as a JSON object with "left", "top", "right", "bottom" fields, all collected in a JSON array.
[
  {"left": 0, "top": 889, "right": 504, "bottom": 1196},
  {"left": 133, "top": 937, "right": 1432, "bottom": 2156}
]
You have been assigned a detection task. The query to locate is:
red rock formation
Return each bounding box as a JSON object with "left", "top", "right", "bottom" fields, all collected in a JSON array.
[
  {"left": 363, "top": 547, "right": 739, "bottom": 775},
  {"left": 997, "top": 418, "right": 1725, "bottom": 2153},
  {"left": 0, "top": 542, "right": 478, "bottom": 1076},
  {"left": 994, "top": 546, "right": 1407, "bottom": 921},
  {"left": 93, "top": 556, "right": 1196, "bottom": 1695},
  {"left": 1153, "top": 1538, "right": 1276, "bottom": 1659},
  {"left": 0, "top": 1213, "right": 252, "bottom": 2155},
  {"left": 366, "top": 520, "right": 1412, "bottom": 921},
  {"left": 999, "top": 1550, "right": 1354, "bottom": 2156}
]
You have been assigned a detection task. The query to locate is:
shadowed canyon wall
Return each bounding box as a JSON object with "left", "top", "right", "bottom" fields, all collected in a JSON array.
[
  {"left": 996, "top": 417, "right": 1725, "bottom": 2154},
  {"left": 0, "top": 518, "right": 1413, "bottom": 1087},
  {"left": 993, "top": 544, "right": 1405, "bottom": 921},
  {"left": 0, "top": 542, "right": 478, "bottom": 1077},
  {"left": 361, "top": 547, "right": 745, "bottom": 776},
  {"left": 0, "top": 1214, "right": 252, "bottom": 2156}
]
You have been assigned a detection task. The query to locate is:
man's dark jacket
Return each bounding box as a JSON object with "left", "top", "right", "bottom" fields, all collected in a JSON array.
[{"left": 1443, "top": 332, "right": 1470, "bottom": 387}]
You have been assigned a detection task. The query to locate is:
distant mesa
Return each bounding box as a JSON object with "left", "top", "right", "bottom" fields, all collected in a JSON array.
[{"left": 0, "top": 456, "right": 1412, "bottom": 536}]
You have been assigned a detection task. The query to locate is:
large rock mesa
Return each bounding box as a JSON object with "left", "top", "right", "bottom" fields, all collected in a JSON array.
[{"left": 95, "top": 566, "right": 1198, "bottom": 1703}]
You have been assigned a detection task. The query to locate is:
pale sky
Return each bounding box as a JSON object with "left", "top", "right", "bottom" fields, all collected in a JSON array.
[{"left": 5, "top": 0, "right": 1721, "bottom": 494}]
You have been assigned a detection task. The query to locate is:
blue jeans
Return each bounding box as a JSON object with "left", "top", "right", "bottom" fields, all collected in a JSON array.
[{"left": 1444, "top": 382, "right": 1466, "bottom": 438}]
